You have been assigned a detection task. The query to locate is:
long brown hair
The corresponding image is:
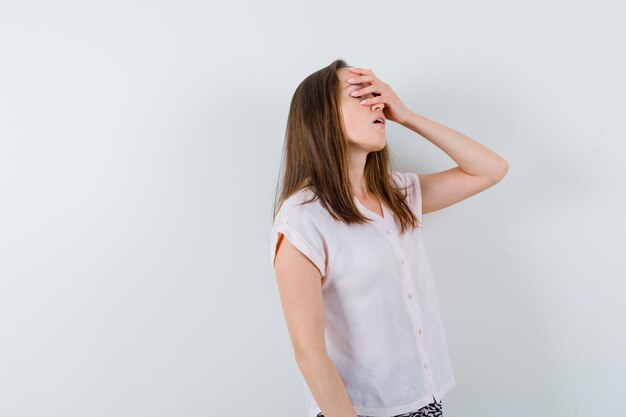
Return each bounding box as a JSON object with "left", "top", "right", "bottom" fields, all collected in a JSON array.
[{"left": 272, "top": 59, "right": 421, "bottom": 234}]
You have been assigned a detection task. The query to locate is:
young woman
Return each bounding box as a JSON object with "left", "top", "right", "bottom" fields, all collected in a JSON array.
[{"left": 270, "top": 59, "right": 508, "bottom": 417}]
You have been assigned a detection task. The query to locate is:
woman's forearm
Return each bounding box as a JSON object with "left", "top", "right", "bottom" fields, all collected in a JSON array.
[
  {"left": 400, "top": 110, "right": 508, "bottom": 180},
  {"left": 296, "top": 352, "right": 358, "bottom": 417}
]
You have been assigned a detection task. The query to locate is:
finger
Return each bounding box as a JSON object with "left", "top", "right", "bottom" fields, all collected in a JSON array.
[
  {"left": 347, "top": 68, "right": 379, "bottom": 82},
  {"left": 347, "top": 75, "right": 374, "bottom": 85},
  {"left": 349, "top": 83, "right": 379, "bottom": 98},
  {"left": 348, "top": 66, "right": 373, "bottom": 75},
  {"left": 359, "top": 96, "right": 385, "bottom": 108},
  {"left": 347, "top": 66, "right": 365, "bottom": 74}
]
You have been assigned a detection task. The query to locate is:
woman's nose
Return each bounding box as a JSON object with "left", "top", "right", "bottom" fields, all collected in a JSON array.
[{"left": 372, "top": 103, "right": 384, "bottom": 112}]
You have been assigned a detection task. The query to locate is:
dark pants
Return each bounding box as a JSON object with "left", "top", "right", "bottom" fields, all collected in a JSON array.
[{"left": 317, "top": 395, "right": 443, "bottom": 417}]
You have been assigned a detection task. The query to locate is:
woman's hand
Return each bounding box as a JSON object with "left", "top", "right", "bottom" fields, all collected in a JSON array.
[{"left": 346, "top": 66, "right": 412, "bottom": 125}]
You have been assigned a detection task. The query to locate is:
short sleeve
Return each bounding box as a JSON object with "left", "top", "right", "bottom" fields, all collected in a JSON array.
[
  {"left": 269, "top": 196, "right": 327, "bottom": 278},
  {"left": 391, "top": 170, "right": 423, "bottom": 224}
]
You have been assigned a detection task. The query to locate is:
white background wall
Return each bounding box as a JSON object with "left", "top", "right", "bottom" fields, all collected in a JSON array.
[{"left": 1, "top": 1, "right": 624, "bottom": 416}]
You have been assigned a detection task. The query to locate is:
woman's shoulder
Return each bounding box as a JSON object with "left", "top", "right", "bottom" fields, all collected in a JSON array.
[
  {"left": 390, "top": 170, "right": 422, "bottom": 222},
  {"left": 391, "top": 170, "right": 419, "bottom": 189}
]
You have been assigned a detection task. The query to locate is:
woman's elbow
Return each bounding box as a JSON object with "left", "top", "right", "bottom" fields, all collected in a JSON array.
[{"left": 293, "top": 341, "right": 328, "bottom": 367}]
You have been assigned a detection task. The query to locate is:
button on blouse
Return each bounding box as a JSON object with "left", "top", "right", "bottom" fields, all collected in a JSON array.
[{"left": 270, "top": 170, "right": 455, "bottom": 417}]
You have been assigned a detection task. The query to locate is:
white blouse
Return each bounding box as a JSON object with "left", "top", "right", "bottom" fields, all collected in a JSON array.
[{"left": 269, "top": 171, "right": 455, "bottom": 417}]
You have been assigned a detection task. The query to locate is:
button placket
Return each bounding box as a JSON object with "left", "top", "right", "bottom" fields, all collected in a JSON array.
[
  {"left": 392, "top": 241, "right": 435, "bottom": 392},
  {"left": 372, "top": 211, "right": 438, "bottom": 392}
]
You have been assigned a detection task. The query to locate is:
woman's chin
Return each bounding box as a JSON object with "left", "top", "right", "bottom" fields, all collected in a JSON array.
[
  {"left": 349, "top": 135, "right": 386, "bottom": 152},
  {"left": 372, "top": 136, "right": 386, "bottom": 150}
]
